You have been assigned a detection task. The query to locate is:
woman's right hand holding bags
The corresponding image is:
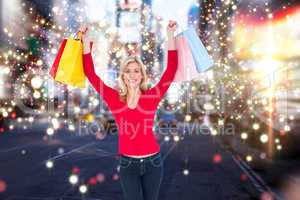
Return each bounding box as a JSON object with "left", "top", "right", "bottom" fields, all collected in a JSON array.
[{"left": 79, "top": 25, "right": 93, "bottom": 54}]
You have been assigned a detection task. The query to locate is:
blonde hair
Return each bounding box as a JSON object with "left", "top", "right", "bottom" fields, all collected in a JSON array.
[{"left": 117, "top": 56, "right": 149, "bottom": 102}]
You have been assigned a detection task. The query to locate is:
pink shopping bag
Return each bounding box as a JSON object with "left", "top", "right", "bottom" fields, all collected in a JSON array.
[
  {"left": 179, "top": 26, "right": 214, "bottom": 72},
  {"left": 173, "top": 34, "right": 200, "bottom": 83}
]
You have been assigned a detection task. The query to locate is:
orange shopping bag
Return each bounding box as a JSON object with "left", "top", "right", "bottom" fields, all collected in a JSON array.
[{"left": 49, "top": 32, "right": 86, "bottom": 88}]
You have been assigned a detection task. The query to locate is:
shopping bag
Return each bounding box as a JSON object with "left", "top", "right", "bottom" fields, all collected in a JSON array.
[
  {"left": 173, "top": 35, "right": 200, "bottom": 83},
  {"left": 178, "top": 26, "right": 214, "bottom": 72},
  {"left": 49, "top": 39, "right": 67, "bottom": 78},
  {"left": 49, "top": 32, "right": 86, "bottom": 88}
]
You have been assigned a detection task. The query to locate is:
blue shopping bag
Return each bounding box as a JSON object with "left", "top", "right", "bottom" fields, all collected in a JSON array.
[{"left": 177, "top": 26, "right": 214, "bottom": 72}]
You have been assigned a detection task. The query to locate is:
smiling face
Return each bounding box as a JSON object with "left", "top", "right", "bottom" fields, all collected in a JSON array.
[{"left": 123, "top": 61, "right": 143, "bottom": 89}]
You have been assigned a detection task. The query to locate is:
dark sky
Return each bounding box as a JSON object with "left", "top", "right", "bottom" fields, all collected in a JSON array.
[{"left": 25, "top": 0, "right": 53, "bottom": 19}]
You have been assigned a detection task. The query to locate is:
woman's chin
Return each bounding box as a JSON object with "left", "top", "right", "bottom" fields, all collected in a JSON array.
[{"left": 127, "top": 84, "right": 139, "bottom": 89}]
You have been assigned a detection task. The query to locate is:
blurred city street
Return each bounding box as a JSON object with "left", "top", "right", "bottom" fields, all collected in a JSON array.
[{"left": 1, "top": 122, "right": 260, "bottom": 200}]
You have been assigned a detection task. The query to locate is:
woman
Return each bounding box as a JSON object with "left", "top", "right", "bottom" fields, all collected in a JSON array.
[{"left": 80, "top": 20, "right": 178, "bottom": 200}]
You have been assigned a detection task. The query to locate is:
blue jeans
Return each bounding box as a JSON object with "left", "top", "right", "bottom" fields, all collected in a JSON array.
[{"left": 118, "top": 152, "right": 164, "bottom": 200}]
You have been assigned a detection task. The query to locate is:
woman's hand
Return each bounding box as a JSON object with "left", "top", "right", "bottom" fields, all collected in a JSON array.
[
  {"left": 79, "top": 25, "right": 92, "bottom": 54},
  {"left": 167, "top": 20, "right": 177, "bottom": 36},
  {"left": 167, "top": 20, "right": 177, "bottom": 50}
]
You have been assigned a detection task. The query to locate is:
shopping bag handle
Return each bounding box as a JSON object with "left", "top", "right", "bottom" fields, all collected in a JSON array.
[
  {"left": 175, "top": 25, "right": 198, "bottom": 37},
  {"left": 72, "top": 31, "right": 83, "bottom": 41},
  {"left": 175, "top": 25, "right": 185, "bottom": 37},
  {"left": 71, "top": 30, "right": 93, "bottom": 50}
]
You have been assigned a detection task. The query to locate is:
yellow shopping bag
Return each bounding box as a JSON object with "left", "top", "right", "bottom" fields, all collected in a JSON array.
[{"left": 51, "top": 32, "right": 86, "bottom": 88}]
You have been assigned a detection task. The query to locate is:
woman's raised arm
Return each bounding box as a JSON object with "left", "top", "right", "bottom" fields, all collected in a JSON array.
[
  {"left": 80, "top": 26, "right": 119, "bottom": 106},
  {"left": 83, "top": 53, "right": 119, "bottom": 105},
  {"left": 148, "top": 20, "right": 178, "bottom": 98},
  {"left": 150, "top": 50, "right": 178, "bottom": 98}
]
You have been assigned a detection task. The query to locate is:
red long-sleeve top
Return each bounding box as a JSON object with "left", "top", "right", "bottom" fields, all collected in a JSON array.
[{"left": 83, "top": 50, "right": 178, "bottom": 156}]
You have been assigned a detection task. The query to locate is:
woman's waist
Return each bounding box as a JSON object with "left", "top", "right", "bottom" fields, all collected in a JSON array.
[
  {"left": 122, "top": 151, "right": 159, "bottom": 158},
  {"left": 120, "top": 151, "right": 161, "bottom": 161}
]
